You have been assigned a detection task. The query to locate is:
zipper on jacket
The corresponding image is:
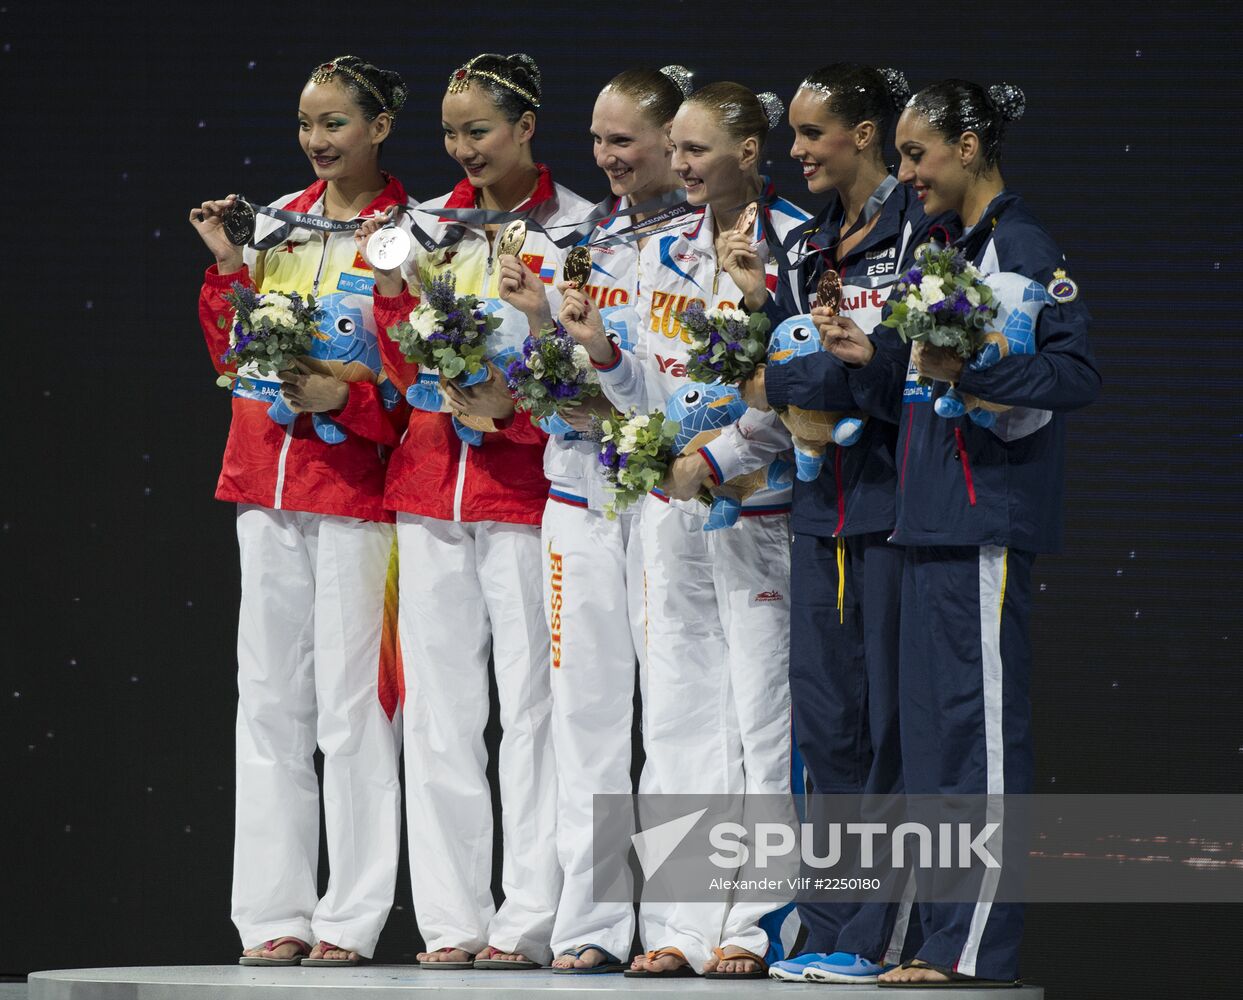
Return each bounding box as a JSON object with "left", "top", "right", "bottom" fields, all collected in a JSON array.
[
  {"left": 311, "top": 231, "right": 330, "bottom": 296},
  {"left": 953, "top": 426, "right": 977, "bottom": 506},
  {"left": 273, "top": 425, "right": 294, "bottom": 509},
  {"left": 452, "top": 439, "right": 469, "bottom": 521}
]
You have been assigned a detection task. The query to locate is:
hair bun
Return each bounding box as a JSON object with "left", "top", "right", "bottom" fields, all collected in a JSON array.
[
  {"left": 878, "top": 68, "right": 911, "bottom": 111},
  {"left": 381, "top": 69, "right": 408, "bottom": 113},
  {"left": 507, "top": 52, "right": 542, "bottom": 91},
  {"left": 756, "top": 91, "right": 784, "bottom": 129},
  {"left": 987, "top": 83, "right": 1025, "bottom": 122},
  {"left": 660, "top": 64, "right": 694, "bottom": 98}
]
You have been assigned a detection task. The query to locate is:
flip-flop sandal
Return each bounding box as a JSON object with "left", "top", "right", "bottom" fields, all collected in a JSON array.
[
  {"left": 302, "top": 941, "right": 365, "bottom": 967},
  {"left": 703, "top": 945, "right": 769, "bottom": 980},
  {"left": 551, "top": 943, "right": 627, "bottom": 975},
  {"left": 473, "top": 945, "right": 542, "bottom": 970},
  {"left": 877, "top": 960, "right": 1022, "bottom": 988},
  {"left": 418, "top": 947, "right": 476, "bottom": 970},
  {"left": 623, "top": 947, "right": 697, "bottom": 978},
  {"left": 238, "top": 936, "right": 310, "bottom": 967}
]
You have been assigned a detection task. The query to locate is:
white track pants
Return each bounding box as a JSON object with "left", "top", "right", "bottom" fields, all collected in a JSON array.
[
  {"left": 542, "top": 500, "right": 644, "bottom": 961},
  {"left": 637, "top": 497, "right": 794, "bottom": 972},
  {"left": 232, "top": 505, "right": 401, "bottom": 957},
  {"left": 397, "top": 515, "right": 559, "bottom": 963}
]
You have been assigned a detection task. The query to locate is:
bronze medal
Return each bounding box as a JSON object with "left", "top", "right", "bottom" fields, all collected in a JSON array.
[
  {"left": 816, "top": 270, "right": 842, "bottom": 315},
  {"left": 496, "top": 219, "right": 528, "bottom": 258},
  {"left": 735, "top": 201, "right": 758, "bottom": 236},
  {"left": 562, "top": 246, "right": 592, "bottom": 290}
]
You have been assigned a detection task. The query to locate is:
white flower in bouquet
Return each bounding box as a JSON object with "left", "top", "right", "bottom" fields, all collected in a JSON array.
[
  {"left": 528, "top": 353, "right": 546, "bottom": 379},
  {"left": 722, "top": 307, "right": 748, "bottom": 324},
  {"left": 965, "top": 285, "right": 982, "bottom": 307},
  {"left": 251, "top": 302, "right": 297, "bottom": 328},
  {"left": 919, "top": 275, "right": 945, "bottom": 305},
  {"left": 630, "top": 414, "right": 651, "bottom": 429},
  {"left": 407, "top": 308, "right": 440, "bottom": 341},
  {"left": 571, "top": 344, "right": 592, "bottom": 371}
]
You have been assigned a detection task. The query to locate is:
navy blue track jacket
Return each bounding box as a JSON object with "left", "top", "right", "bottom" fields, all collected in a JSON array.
[
  {"left": 760, "top": 178, "right": 955, "bottom": 538},
  {"left": 851, "top": 190, "right": 1101, "bottom": 553}
]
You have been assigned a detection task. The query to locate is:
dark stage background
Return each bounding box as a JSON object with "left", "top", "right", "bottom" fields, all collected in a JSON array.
[{"left": 4, "top": 2, "right": 1241, "bottom": 996}]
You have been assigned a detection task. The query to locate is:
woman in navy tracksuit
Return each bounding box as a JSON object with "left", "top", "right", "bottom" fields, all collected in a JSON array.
[
  {"left": 828, "top": 79, "right": 1100, "bottom": 987},
  {"left": 724, "top": 63, "right": 951, "bottom": 985}
]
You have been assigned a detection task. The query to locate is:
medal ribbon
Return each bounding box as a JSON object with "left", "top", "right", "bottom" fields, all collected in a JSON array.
[{"left": 422, "top": 188, "right": 689, "bottom": 249}]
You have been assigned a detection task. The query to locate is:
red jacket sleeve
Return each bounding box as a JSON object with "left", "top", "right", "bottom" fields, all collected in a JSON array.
[
  {"left": 374, "top": 283, "right": 421, "bottom": 392},
  {"left": 492, "top": 407, "right": 548, "bottom": 445},
  {"left": 199, "top": 264, "right": 253, "bottom": 376},
  {"left": 331, "top": 380, "right": 409, "bottom": 448}
]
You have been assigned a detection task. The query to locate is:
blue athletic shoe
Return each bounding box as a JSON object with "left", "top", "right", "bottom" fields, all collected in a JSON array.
[
  {"left": 803, "top": 951, "right": 893, "bottom": 984},
  {"left": 769, "top": 952, "right": 831, "bottom": 982}
]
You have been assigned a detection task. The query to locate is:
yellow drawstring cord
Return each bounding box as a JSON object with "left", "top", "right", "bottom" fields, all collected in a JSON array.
[{"left": 836, "top": 536, "right": 846, "bottom": 624}]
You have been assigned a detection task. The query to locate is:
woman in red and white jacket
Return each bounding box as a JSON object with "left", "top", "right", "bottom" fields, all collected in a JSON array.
[
  {"left": 358, "top": 52, "right": 593, "bottom": 971},
  {"left": 190, "top": 56, "right": 409, "bottom": 967}
]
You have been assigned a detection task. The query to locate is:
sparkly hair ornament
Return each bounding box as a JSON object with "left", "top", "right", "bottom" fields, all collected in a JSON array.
[
  {"left": 907, "top": 79, "right": 1026, "bottom": 168},
  {"left": 879, "top": 68, "right": 912, "bottom": 110},
  {"left": 660, "top": 64, "right": 694, "bottom": 98},
  {"left": 447, "top": 53, "right": 542, "bottom": 109},
  {"left": 309, "top": 55, "right": 405, "bottom": 119},
  {"left": 756, "top": 91, "right": 785, "bottom": 130},
  {"left": 986, "top": 83, "right": 1026, "bottom": 122}
]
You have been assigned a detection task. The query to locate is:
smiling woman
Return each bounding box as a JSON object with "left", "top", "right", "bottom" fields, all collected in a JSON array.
[
  {"left": 357, "top": 50, "right": 596, "bottom": 974},
  {"left": 187, "top": 53, "right": 411, "bottom": 971}
]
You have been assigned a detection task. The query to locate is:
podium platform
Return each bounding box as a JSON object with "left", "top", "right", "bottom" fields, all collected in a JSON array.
[{"left": 28, "top": 965, "right": 1044, "bottom": 999}]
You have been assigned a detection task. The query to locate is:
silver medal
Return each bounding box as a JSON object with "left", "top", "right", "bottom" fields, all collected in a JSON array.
[{"left": 366, "top": 225, "right": 412, "bottom": 270}]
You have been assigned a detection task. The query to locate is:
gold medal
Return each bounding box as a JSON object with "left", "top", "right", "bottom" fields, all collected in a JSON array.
[
  {"left": 562, "top": 246, "right": 592, "bottom": 290},
  {"left": 735, "top": 201, "right": 758, "bottom": 236},
  {"left": 816, "top": 270, "right": 842, "bottom": 315},
  {"left": 496, "top": 219, "right": 527, "bottom": 258}
]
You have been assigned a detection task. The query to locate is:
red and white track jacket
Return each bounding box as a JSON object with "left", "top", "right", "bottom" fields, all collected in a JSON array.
[
  {"left": 198, "top": 174, "right": 410, "bottom": 522},
  {"left": 375, "top": 165, "right": 596, "bottom": 524}
]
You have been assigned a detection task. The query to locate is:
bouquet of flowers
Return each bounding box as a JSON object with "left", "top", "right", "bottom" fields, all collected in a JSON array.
[
  {"left": 504, "top": 321, "right": 601, "bottom": 422},
  {"left": 597, "top": 411, "right": 680, "bottom": 519},
  {"left": 389, "top": 273, "right": 500, "bottom": 381},
  {"left": 597, "top": 382, "right": 781, "bottom": 529},
  {"left": 217, "top": 284, "right": 322, "bottom": 389},
  {"left": 679, "top": 302, "right": 772, "bottom": 384},
  {"left": 881, "top": 246, "right": 997, "bottom": 363}
]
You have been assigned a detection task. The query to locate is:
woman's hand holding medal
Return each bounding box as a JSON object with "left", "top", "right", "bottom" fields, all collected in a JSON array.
[
  {"left": 816, "top": 313, "right": 875, "bottom": 367},
  {"left": 498, "top": 256, "right": 553, "bottom": 330},
  {"left": 716, "top": 229, "right": 768, "bottom": 312},
  {"left": 353, "top": 211, "right": 406, "bottom": 296},
  {"left": 556, "top": 285, "right": 614, "bottom": 366},
  {"left": 189, "top": 194, "right": 246, "bottom": 275}
]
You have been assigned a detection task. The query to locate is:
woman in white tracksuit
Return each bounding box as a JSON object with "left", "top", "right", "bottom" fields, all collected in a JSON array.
[
  {"left": 501, "top": 64, "right": 691, "bottom": 975},
  {"left": 560, "top": 81, "right": 809, "bottom": 980}
]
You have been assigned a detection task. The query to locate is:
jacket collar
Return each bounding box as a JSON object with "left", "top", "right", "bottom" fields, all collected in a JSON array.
[
  {"left": 803, "top": 174, "right": 905, "bottom": 262},
  {"left": 283, "top": 171, "right": 407, "bottom": 218},
  {"left": 443, "top": 162, "right": 556, "bottom": 212},
  {"left": 678, "top": 175, "right": 778, "bottom": 251},
  {"left": 955, "top": 189, "right": 1021, "bottom": 259}
]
